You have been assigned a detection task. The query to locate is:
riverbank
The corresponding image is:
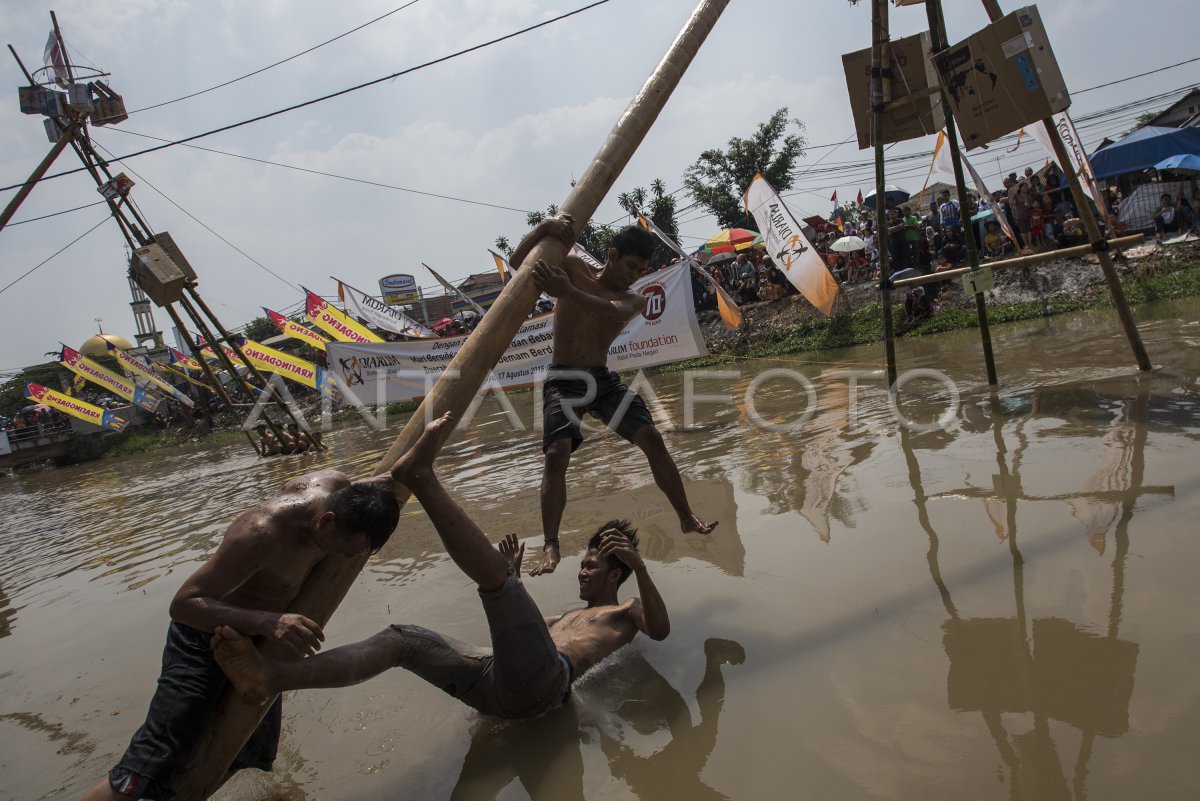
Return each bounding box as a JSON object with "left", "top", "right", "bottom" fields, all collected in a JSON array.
[{"left": 674, "top": 238, "right": 1200, "bottom": 369}]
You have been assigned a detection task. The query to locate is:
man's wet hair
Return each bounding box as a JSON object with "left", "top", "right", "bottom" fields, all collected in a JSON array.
[
  {"left": 586, "top": 519, "right": 639, "bottom": 585},
  {"left": 328, "top": 483, "right": 401, "bottom": 554},
  {"left": 610, "top": 226, "right": 655, "bottom": 261}
]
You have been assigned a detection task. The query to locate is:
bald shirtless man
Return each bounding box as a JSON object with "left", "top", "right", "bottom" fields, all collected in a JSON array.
[
  {"left": 508, "top": 218, "right": 715, "bottom": 577},
  {"left": 81, "top": 468, "right": 403, "bottom": 800},
  {"left": 211, "top": 412, "right": 669, "bottom": 722}
]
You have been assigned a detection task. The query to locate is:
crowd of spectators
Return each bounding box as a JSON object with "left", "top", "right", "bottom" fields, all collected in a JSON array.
[
  {"left": 2, "top": 406, "right": 73, "bottom": 443},
  {"left": 689, "top": 250, "right": 798, "bottom": 312}
]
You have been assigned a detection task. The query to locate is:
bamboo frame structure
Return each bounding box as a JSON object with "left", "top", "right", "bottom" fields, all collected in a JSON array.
[
  {"left": 977, "top": 0, "right": 1151, "bottom": 371},
  {"left": 891, "top": 233, "right": 1146, "bottom": 289},
  {"left": 925, "top": 0, "right": 997, "bottom": 385},
  {"left": 170, "top": 1, "right": 731, "bottom": 796},
  {"left": 871, "top": 0, "right": 898, "bottom": 386}
]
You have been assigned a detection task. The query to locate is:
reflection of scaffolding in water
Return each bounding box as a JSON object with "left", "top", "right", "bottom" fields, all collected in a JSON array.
[{"left": 900, "top": 386, "right": 1166, "bottom": 800}]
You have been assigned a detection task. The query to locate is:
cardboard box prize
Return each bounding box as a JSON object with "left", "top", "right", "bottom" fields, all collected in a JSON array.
[
  {"left": 932, "top": 5, "right": 1070, "bottom": 150},
  {"left": 842, "top": 31, "right": 945, "bottom": 150}
]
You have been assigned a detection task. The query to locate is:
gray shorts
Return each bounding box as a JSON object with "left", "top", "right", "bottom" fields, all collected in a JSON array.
[{"left": 389, "top": 570, "right": 570, "bottom": 719}]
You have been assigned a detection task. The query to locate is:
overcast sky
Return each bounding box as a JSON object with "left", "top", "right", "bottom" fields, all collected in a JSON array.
[{"left": 1, "top": 0, "right": 1197, "bottom": 372}]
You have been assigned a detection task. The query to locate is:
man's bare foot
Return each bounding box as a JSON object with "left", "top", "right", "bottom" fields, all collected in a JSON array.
[
  {"left": 681, "top": 514, "right": 718, "bottom": 535},
  {"left": 212, "top": 625, "right": 274, "bottom": 706},
  {"left": 394, "top": 412, "right": 455, "bottom": 485}
]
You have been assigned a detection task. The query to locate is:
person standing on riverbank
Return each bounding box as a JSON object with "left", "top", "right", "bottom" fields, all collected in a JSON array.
[
  {"left": 80, "top": 468, "right": 403, "bottom": 800},
  {"left": 505, "top": 216, "right": 716, "bottom": 577}
]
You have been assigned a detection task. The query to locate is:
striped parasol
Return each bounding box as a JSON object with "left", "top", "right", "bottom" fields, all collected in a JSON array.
[{"left": 701, "top": 227, "right": 762, "bottom": 254}]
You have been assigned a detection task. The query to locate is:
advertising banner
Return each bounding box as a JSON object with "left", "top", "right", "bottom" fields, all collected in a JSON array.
[
  {"left": 744, "top": 173, "right": 839, "bottom": 316},
  {"left": 337, "top": 281, "right": 437, "bottom": 338},
  {"left": 265, "top": 308, "right": 330, "bottom": 351},
  {"left": 328, "top": 261, "right": 706, "bottom": 404},
  {"left": 379, "top": 273, "right": 419, "bottom": 304},
  {"left": 106, "top": 341, "right": 194, "bottom": 407},
  {"left": 25, "top": 382, "right": 128, "bottom": 431},
  {"left": 207, "top": 336, "right": 337, "bottom": 398},
  {"left": 305, "top": 289, "right": 383, "bottom": 343},
  {"left": 60, "top": 344, "right": 161, "bottom": 413}
]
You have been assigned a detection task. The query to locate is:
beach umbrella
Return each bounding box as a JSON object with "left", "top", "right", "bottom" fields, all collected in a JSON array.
[
  {"left": 22, "top": 403, "right": 50, "bottom": 413},
  {"left": 702, "top": 251, "right": 737, "bottom": 265},
  {"left": 890, "top": 267, "right": 923, "bottom": 282},
  {"left": 1153, "top": 154, "right": 1200, "bottom": 173},
  {"left": 862, "top": 185, "right": 911, "bottom": 209},
  {"left": 830, "top": 235, "right": 867, "bottom": 253},
  {"left": 701, "top": 228, "right": 761, "bottom": 254}
]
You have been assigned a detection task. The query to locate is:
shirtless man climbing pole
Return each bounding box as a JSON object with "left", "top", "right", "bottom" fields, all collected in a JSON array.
[
  {"left": 81, "top": 466, "right": 404, "bottom": 800},
  {"left": 508, "top": 217, "right": 716, "bottom": 577},
  {"left": 212, "top": 412, "right": 670, "bottom": 721}
]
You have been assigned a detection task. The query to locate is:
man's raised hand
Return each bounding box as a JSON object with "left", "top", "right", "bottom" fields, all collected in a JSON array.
[
  {"left": 498, "top": 533, "right": 525, "bottom": 577},
  {"left": 532, "top": 260, "right": 574, "bottom": 298},
  {"left": 598, "top": 529, "right": 644, "bottom": 572}
]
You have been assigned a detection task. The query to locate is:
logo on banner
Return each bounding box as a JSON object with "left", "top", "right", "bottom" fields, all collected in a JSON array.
[
  {"left": 340, "top": 356, "right": 364, "bottom": 386},
  {"left": 641, "top": 284, "right": 667, "bottom": 321},
  {"left": 777, "top": 234, "right": 809, "bottom": 270}
]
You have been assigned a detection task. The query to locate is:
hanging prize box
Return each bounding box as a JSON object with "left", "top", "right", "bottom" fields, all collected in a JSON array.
[
  {"left": 66, "top": 83, "right": 94, "bottom": 112},
  {"left": 43, "top": 118, "right": 65, "bottom": 143},
  {"left": 932, "top": 5, "right": 1070, "bottom": 149},
  {"left": 842, "top": 31, "right": 945, "bottom": 150},
  {"left": 152, "top": 232, "right": 199, "bottom": 283},
  {"left": 19, "top": 86, "right": 42, "bottom": 114},
  {"left": 131, "top": 244, "right": 187, "bottom": 307}
]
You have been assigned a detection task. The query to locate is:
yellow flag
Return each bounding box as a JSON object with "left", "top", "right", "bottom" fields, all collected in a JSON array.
[{"left": 305, "top": 289, "right": 383, "bottom": 343}]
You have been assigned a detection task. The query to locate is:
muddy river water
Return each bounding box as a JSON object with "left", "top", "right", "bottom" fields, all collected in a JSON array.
[{"left": 2, "top": 299, "right": 1199, "bottom": 800}]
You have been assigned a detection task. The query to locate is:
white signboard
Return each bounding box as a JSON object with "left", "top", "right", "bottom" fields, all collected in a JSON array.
[
  {"left": 0, "top": 430, "right": 11, "bottom": 456},
  {"left": 329, "top": 261, "right": 706, "bottom": 403}
]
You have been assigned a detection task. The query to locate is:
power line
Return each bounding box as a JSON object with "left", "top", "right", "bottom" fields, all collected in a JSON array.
[
  {"left": 103, "top": 127, "right": 534, "bottom": 214},
  {"left": 129, "top": 0, "right": 425, "bottom": 114},
  {"left": 9, "top": 200, "right": 107, "bottom": 226},
  {"left": 1075, "top": 55, "right": 1200, "bottom": 95},
  {"left": 0, "top": 216, "right": 110, "bottom": 296},
  {"left": 0, "top": 0, "right": 613, "bottom": 194},
  {"left": 91, "top": 143, "right": 300, "bottom": 292}
]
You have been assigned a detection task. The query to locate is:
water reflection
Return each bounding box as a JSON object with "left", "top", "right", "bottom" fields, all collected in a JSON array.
[
  {"left": 597, "top": 639, "right": 743, "bottom": 801},
  {"left": 902, "top": 382, "right": 1163, "bottom": 800}
]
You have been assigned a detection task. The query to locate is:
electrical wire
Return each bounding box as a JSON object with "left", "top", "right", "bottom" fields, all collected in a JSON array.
[
  {"left": 0, "top": 0, "right": 613, "bottom": 193},
  {"left": 129, "top": 0, "right": 425, "bottom": 114},
  {"left": 9, "top": 200, "right": 107, "bottom": 226},
  {"left": 91, "top": 142, "right": 300, "bottom": 292},
  {"left": 103, "top": 128, "right": 533, "bottom": 214},
  {"left": 0, "top": 216, "right": 110, "bottom": 296}
]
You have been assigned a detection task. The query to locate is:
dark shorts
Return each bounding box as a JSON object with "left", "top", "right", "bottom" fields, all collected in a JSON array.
[
  {"left": 108, "top": 622, "right": 282, "bottom": 800},
  {"left": 542, "top": 364, "right": 654, "bottom": 453},
  {"left": 388, "top": 570, "right": 570, "bottom": 719}
]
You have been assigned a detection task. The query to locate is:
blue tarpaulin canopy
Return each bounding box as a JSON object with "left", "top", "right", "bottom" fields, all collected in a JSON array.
[{"left": 1089, "top": 126, "right": 1200, "bottom": 179}]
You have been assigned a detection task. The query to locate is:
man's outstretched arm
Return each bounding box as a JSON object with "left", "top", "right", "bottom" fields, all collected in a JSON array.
[{"left": 600, "top": 531, "right": 669, "bottom": 641}]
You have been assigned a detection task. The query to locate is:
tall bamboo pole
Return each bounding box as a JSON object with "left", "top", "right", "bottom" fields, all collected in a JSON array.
[
  {"left": 171, "top": 1, "right": 730, "bottom": 796},
  {"left": 0, "top": 123, "right": 79, "bottom": 233},
  {"left": 926, "top": 0, "right": 998, "bottom": 385},
  {"left": 871, "top": 0, "right": 898, "bottom": 386},
  {"left": 978, "top": 0, "right": 1151, "bottom": 371}
]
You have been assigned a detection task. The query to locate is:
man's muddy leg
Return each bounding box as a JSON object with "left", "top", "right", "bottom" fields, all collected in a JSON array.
[
  {"left": 631, "top": 425, "right": 716, "bottom": 534},
  {"left": 395, "top": 413, "right": 509, "bottom": 592}
]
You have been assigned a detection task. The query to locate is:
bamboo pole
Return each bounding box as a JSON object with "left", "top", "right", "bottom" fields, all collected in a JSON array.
[
  {"left": 976, "top": 0, "right": 1151, "bottom": 371},
  {"left": 891, "top": 233, "right": 1145, "bottom": 289},
  {"left": 925, "top": 0, "right": 998, "bottom": 385},
  {"left": 872, "top": 0, "right": 898, "bottom": 387},
  {"left": 170, "top": 1, "right": 730, "bottom": 796}
]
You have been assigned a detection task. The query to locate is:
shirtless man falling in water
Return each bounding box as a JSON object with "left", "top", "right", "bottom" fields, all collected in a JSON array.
[
  {"left": 212, "top": 412, "right": 670, "bottom": 721},
  {"left": 506, "top": 217, "right": 716, "bottom": 577}
]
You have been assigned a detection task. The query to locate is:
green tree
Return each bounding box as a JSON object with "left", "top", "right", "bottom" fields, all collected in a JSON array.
[
  {"left": 683, "top": 108, "right": 807, "bottom": 229},
  {"left": 0, "top": 361, "right": 68, "bottom": 417},
  {"left": 617, "top": 178, "right": 680, "bottom": 269},
  {"left": 242, "top": 315, "right": 280, "bottom": 343}
]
